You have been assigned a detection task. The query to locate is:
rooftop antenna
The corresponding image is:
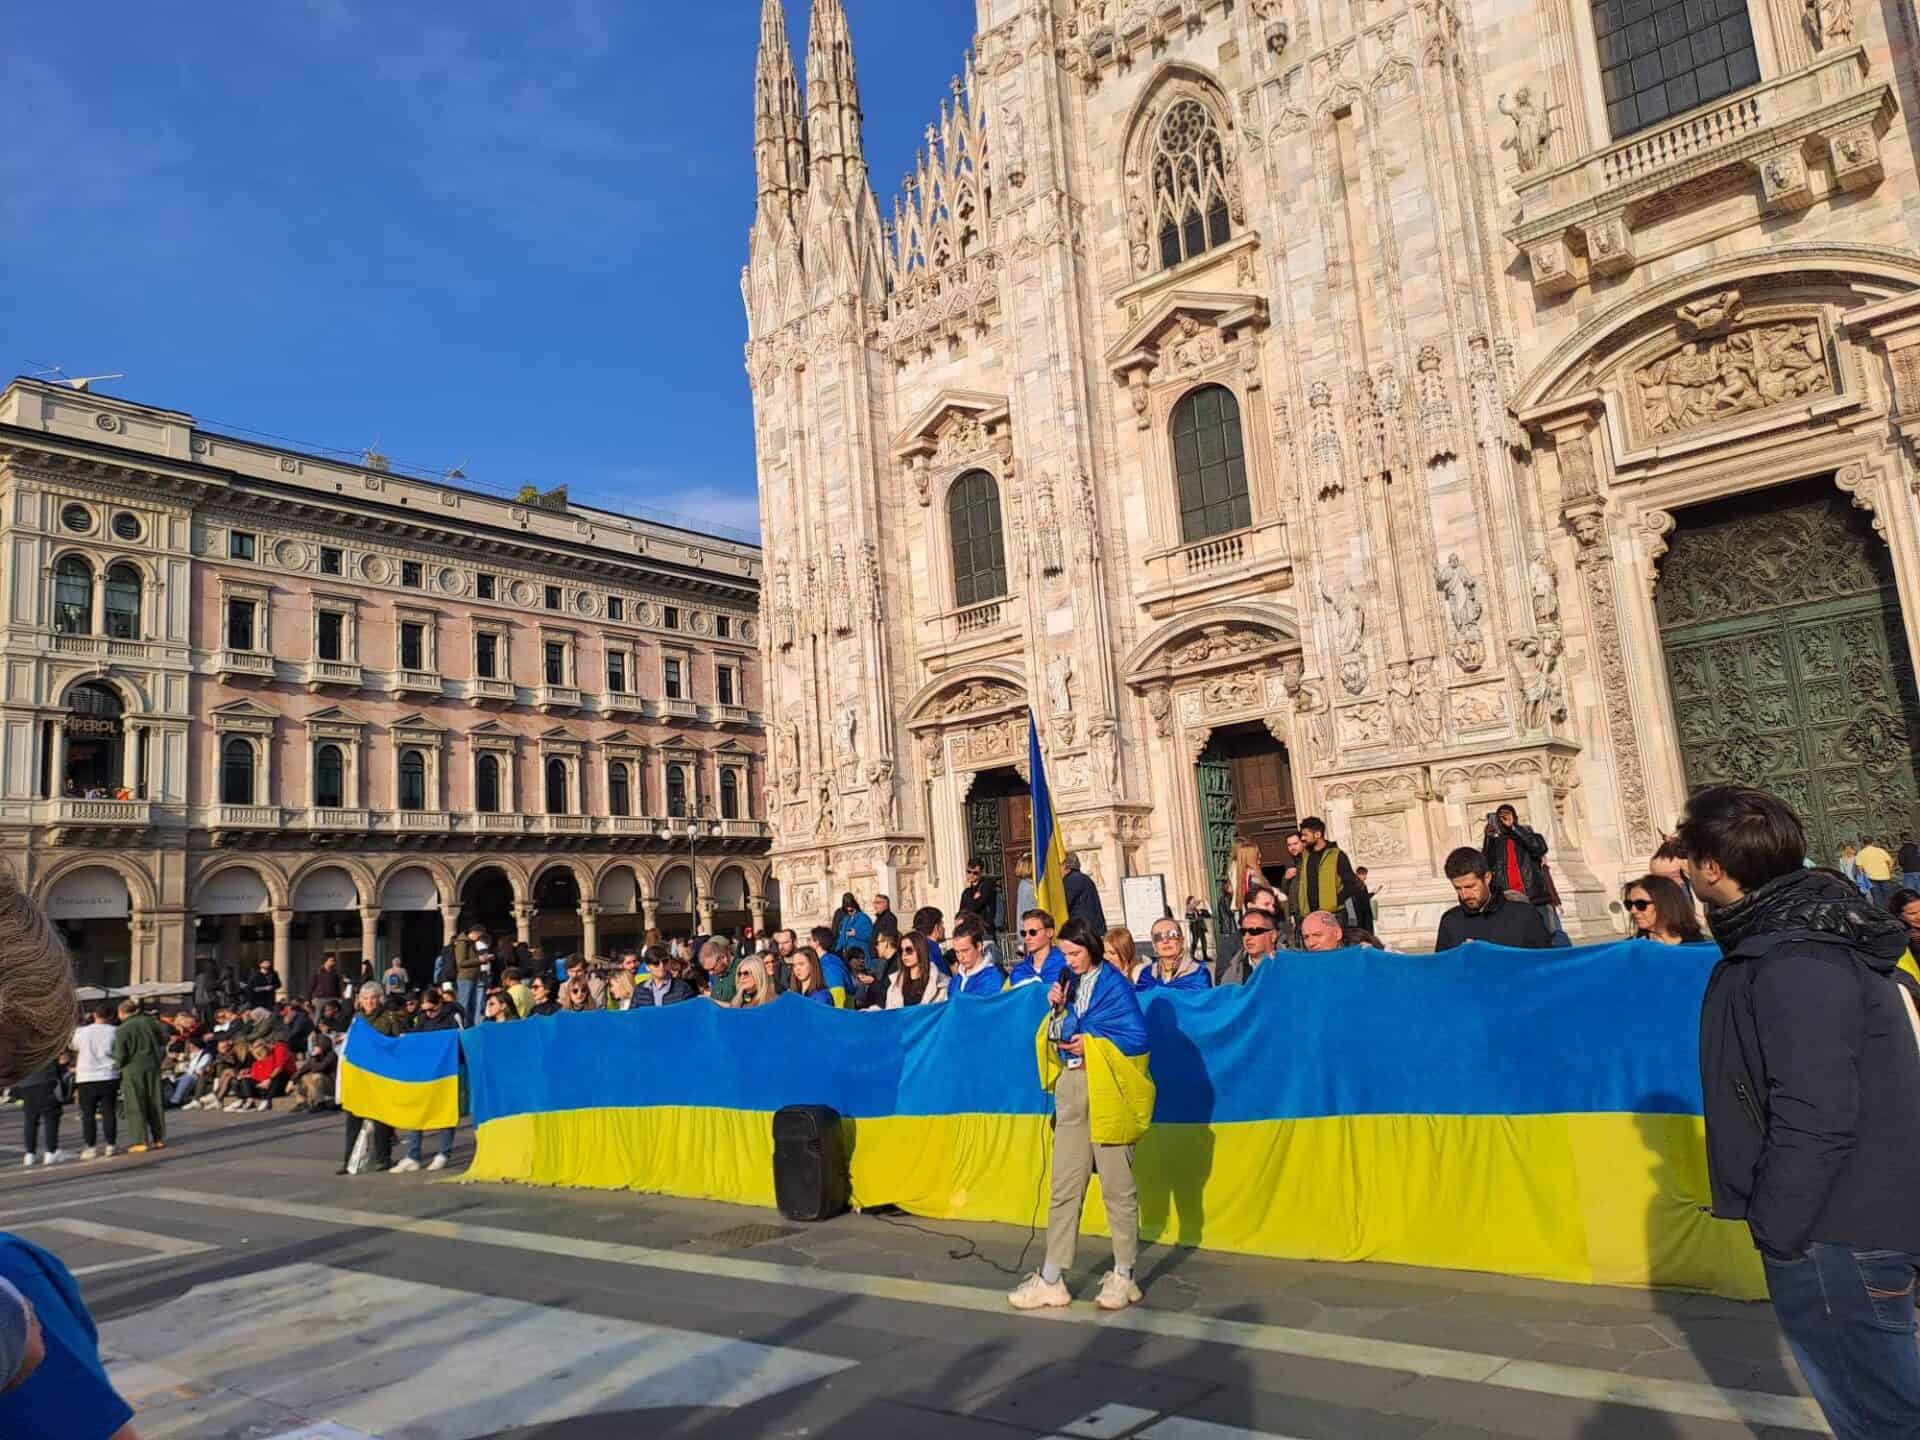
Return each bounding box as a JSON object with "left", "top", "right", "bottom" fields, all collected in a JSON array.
[
  {"left": 444, "top": 459, "right": 469, "bottom": 481},
  {"left": 28, "top": 363, "right": 125, "bottom": 393}
]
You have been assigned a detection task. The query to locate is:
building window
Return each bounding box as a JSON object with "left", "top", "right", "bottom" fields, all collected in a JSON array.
[
  {"left": 472, "top": 574, "right": 493, "bottom": 601},
  {"left": 398, "top": 748, "right": 427, "bottom": 811},
  {"left": 663, "top": 605, "right": 680, "bottom": 630},
  {"left": 320, "top": 546, "right": 343, "bottom": 576},
  {"left": 608, "top": 651, "right": 627, "bottom": 694},
  {"left": 220, "top": 737, "right": 255, "bottom": 805},
  {"left": 545, "top": 757, "right": 570, "bottom": 814},
  {"left": 664, "top": 658, "right": 683, "bottom": 700},
  {"left": 112, "top": 512, "right": 142, "bottom": 542},
  {"left": 401, "top": 560, "right": 423, "bottom": 588},
  {"left": 544, "top": 641, "right": 567, "bottom": 686},
  {"left": 716, "top": 615, "right": 731, "bottom": 639},
  {"left": 226, "top": 598, "right": 257, "bottom": 651},
  {"left": 315, "top": 744, "right": 345, "bottom": 809},
  {"left": 475, "top": 753, "right": 501, "bottom": 813},
  {"left": 1596, "top": 0, "right": 1759, "bottom": 138},
  {"left": 230, "top": 531, "right": 257, "bottom": 562},
  {"left": 607, "top": 596, "right": 624, "bottom": 622},
  {"left": 720, "top": 769, "right": 740, "bottom": 820},
  {"left": 716, "top": 666, "right": 736, "bottom": 707},
  {"left": 400, "top": 622, "right": 426, "bottom": 671},
  {"left": 609, "top": 761, "right": 631, "bottom": 817},
  {"left": 545, "top": 586, "right": 562, "bottom": 611},
  {"left": 666, "top": 763, "right": 688, "bottom": 818},
  {"left": 947, "top": 470, "right": 1009, "bottom": 608},
  {"left": 1172, "top": 385, "right": 1252, "bottom": 543},
  {"left": 61, "top": 504, "right": 93, "bottom": 535},
  {"left": 103, "top": 564, "right": 141, "bottom": 640},
  {"left": 476, "top": 631, "right": 500, "bottom": 678},
  {"left": 54, "top": 556, "right": 94, "bottom": 635},
  {"left": 1151, "top": 99, "right": 1233, "bottom": 270},
  {"left": 317, "top": 611, "right": 345, "bottom": 662}
]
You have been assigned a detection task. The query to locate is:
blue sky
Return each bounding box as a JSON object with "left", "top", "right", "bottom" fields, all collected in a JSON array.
[{"left": 1, "top": 1, "right": 977, "bottom": 540}]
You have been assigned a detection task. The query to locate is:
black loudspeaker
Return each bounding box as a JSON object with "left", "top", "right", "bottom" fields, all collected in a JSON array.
[{"left": 772, "top": 1105, "right": 849, "bottom": 1222}]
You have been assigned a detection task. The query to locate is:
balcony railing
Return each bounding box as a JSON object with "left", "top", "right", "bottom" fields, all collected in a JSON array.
[
  {"left": 219, "top": 649, "right": 275, "bottom": 679},
  {"left": 607, "top": 815, "right": 661, "bottom": 836},
  {"left": 1183, "top": 533, "right": 1246, "bottom": 575},
  {"left": 954, "top": 599, "right": 1004, "bottom": 635},
  {"left": 603, "top": 690, "right": 646, "bottom": 717},
  {"left": 52, "top": 634, "right": 152, "bottom": 661},
  {"left": 660, "top": 697, "right": 698, "bottom": 720},
  {"left": 394, "top": 669, "right": 443, "bottom": 697},
  {"left": 542, "top": 814, "right": 592, "bottom": 835},
  {"left": 718, "top": 818, "right": 770, "bottom": 839},
  {"left": 714, "top": 704, "right": 751, "bottom": 726},
  {"left": 212, "top": 804, "right": 281, "bottom": 829},
  {"left": 538, "top": 684, "right": 583, "bottom": 713},
  {"left": 392, "top": 809, "right": 453, "bottom": 833},
  {"left": 471, "top": 812, "right": 528, "bottom": 835},
  {"left": 469, "top": 677, "right": 517, "bottom": 706},
  {"left": 306, "top": 807, "right": 372, "bottom": 831},
  {"left": 306, "top": 660, "right": 365, "bottom": 692},
  {"left": 49, "top": 798, "right": 152, "bottom": 827}
]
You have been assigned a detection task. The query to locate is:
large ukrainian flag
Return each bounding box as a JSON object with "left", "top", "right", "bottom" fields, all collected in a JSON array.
[
  {"left": 338, "top": 1019, "right": 460, "bottom": 1132},
  {"left": 1028, "top": 708, "right": 1068, "bottom": 924}
]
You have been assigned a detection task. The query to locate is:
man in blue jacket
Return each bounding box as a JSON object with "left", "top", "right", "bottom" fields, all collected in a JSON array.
[{"left": 1683, "top": 784, "right": 1920, "bottom": 1438}]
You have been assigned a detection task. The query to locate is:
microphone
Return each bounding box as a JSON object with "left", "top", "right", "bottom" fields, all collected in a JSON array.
[{"left": 1051, "top": 969, "right": 1079, "bottom": 1018}]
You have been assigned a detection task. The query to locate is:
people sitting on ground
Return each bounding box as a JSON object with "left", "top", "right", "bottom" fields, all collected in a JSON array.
[
  {"left": 731, "top": 957, "right": 774, "bottom": 1008},
  {"left": 227, "top": 1030, "right": 294, "bottom": 1112},
  {"left": 1624, "top": 874, "right": 1705, "bottom": 944},
  {"left": 787, "top": 948, "right": 833, "bottom": 1005},
  {"left": 281, "top": 1001, "right": 314, "bottom": 1057},
  {"left": 290, "top": 1033, "right": 338, "bottom": 1112},
  {"left": 1138, "top": 918, "right": 1211, "bottom": 991},
  {"left": 1106, "top": 928, "right": 1147, "bottom": 985},
  {"left": 527, "top": 975, "right": 561, "bottom": 1017},
  {"left": 1434, "top": 848, "right": 1554, "bottom": 950},
  {"left": 1300, "top": 912, "right": 1345, "bottom": 953},
  {"left": 1008, "top": 909, "right": 1066, "bottom": 989},
  {"left": 947, "top": 918, "right": 1005, "bottom": 998},
  {"left": 885, "top": 932, "right": 948, "bottom": 1008}
]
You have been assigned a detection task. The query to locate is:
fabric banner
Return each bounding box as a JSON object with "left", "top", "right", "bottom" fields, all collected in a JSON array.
[
  {"left": 338, "top": 1020, "right": 460, "bottom": 1133},
  {"left": 450, "top": 939, "right": 1764, "bottom": 1299}
]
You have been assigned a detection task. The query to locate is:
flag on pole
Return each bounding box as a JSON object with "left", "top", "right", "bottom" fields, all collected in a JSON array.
[{"left": 1028, "top": 708, "right": 1069, "bottom": 925}]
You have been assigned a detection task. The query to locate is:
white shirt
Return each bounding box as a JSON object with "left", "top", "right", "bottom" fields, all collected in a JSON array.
[{"left": 72, "top": 1022, "right": 120, "bottom": 1083}]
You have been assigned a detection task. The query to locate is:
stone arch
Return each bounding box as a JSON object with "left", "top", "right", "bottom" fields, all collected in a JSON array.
[
  {"left": 1121, "top": 601, "right": 1301, "bottom": 686},
  {"left": 527, "top": 856, "right": 591, "bottom": 898},
  {"left": 595, "top": 861, "right": 646, "bottom": 912},
  {"left": 710, "top": 864, "right": 751, "bottom": 911},
  {"left": 378, "top": 858, "right": 455, "bottom": 912},
  {"left": 903, "top": 661, "right": 1029, "bottom": 727},
  {"left": 35, "top": 851, "right": 158, "bottom": 916},
  {"left": 191, "top": 856, "right": 290, "bottom": 913},
  {"left": 1120, "top": 62, "right": 1238, "bottom": 174},
  {"left": 450, "top": 855, "right": 529, "bottom": 905},
  {"left": 1120, "top": 64, "right": 1244, "bottom": 277},
  {"left": 286, "top": 855, "right": 378, "bottom": 911},
  {"left": 654, "top": 864, "right": 696, "bottom": 913},
  {"left": 55, "top": 672, "right": 154, "bottom": 716}
]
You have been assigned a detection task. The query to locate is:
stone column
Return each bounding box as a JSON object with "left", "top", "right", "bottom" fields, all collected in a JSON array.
[
  {"left": 441, "top": 904, "right": 462, "bottom": 946},
  {"left": 579, "top": 901, "right": 601, "bottom": 960},
  {"left": 50, "top": 724, "right": 67, "bottom": 797},
  {"left": 514, "top": 902, "right": 535, "bottom": 945},
  {"left": 697, "top": 898, "right": 717, "bottom": 936},
  {"left": 122, "top": 722, "right": 140, "bottom": 794},
  {"left": 641, "top": 899, "right": 659, "bottom": 937},
  {"left": 129, "top": 914, "right": 154, "bottom": 986},
  {"left": 359, "top": 906, "right": 382, "bottom": 972},
  {"left": 272, "top": 907, "right": 294, "bottom": 991},
  {"left": 749, "top": 898, "right": 767, "bottom": 936}
]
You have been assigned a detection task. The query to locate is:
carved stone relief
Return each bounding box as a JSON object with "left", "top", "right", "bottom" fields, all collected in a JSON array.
[
  {"left": 1308, "top": 381, "right": 1346, "bottom": 499},
  {"left": 1510, "top": 626, "right": 1568, "bottom": 732},
  {"left": 1497, "top": 86, "right": 1554, "bottom": 172},
  {"left": 1322, "top": 580, "right": 1369, "bottom": 695},
  {"left": 1337, "top": 702, "right": 1392, "bottom": 748},
  {"left": 1434, "top": 553, "right": 1487, "bottom": 672},
  {"left": 1046, "top": 652, "right": 1078, "bottom": 745},
  {"left": 1631, "top": 319, "right": 1831, "bottom": 439},
  {"left": 1416, "top": 345, "right": 1457, "bottom": 462}
]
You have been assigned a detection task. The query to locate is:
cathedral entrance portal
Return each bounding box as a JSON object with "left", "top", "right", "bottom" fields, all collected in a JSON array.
[
  {"left": 1196, "top": 724, "right": 1296, "bottom": 916},
  {"left": 965, "top": 767, "right": 1031, "bottom": 935},
  {"left": 1657, "top": 478, "right": 1920, "bottom": 864}
]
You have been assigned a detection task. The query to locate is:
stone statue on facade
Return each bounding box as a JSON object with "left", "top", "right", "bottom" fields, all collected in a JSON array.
[
  {"left": 828, "top": 546, "right": 853, "bottom": 635},
  {"left": 834, "top": 704, "right": 858, "bottom": 764},
  {"left": 1088, "top": 719, "right": 1120, "bottom": 792},
  {"left": 814, "top": 772, "right": 837, "bottom": 839},
  {"left": 1046, "top": 652, "right": 1076, "bottom": 743},
  {"left": 1434, "top": 553, "right": 1487, "bottom": 672},
  {"left": 778, "top": 721, "right": 801, "bottom": 793},
  {"left": 1146, "top": 686, "right": 1173, "bottom": 738},
  {"left": 1530, "top": 552, "right": 1561, "bottom": 627},
  {"left": 1412, "top": 658, "right": 1445, "bottom": 744},
  {"left": 1511, "top": 626, "right": 1569, "bottom": 732},
  {"left": 867, "top": 759, "right": 897, "bottom": 831},
  {"left": 1497, "top": 87, "right": 1555, "bottom": 173},
  {"left": 1322, "top": 579, "right": 1369, "bottom": 695},
  {"left": 1804, "top": 0, "right": 1853, "bottom": 49},
  {"left": 1386, "top": 662, "right": 1420, "bottom": 748}
]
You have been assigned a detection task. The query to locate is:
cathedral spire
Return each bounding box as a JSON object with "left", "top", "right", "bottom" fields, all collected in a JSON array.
[
  {"left": 753, "top": 0, "right": 807, "bottom": 227},
  {"left": 805, "top": 0, "right": 867, "bottom": 191}
]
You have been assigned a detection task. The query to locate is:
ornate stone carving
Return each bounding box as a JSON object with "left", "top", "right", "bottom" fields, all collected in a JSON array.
[
  {"left": 923, "top": 732, "right": 946, "bottom": 779},
  {"left": 857, "top": 541, "right": 882, "bottom": 622},
  {"left": 1434, "top": 553, "right": 1487, "bottom": 672},
  {"left": 1465, "top": 332, "right": 1505, "bottom": 449},
  {"left": 932, "top": 413, "right": 988, "bottom": 467},
  {"left": 1412, "top": 659, "right": 1444, "bottom": 744},
  {"left": 1557, "top": 430, "right": 1599, "bottom": 504},
  {"left": 1529, "top": 553, "right": 1561, "bottom": 628},
  {"left": 1323, "top": 579, "right": 1369, "bottom": 695},
  {"left": 1386, "top": 662, "right": 1420, "bottom": 748},
  {"left": 867, "top": 760, "right": 897, "bottom": 831},
  {"left": 1451, "top": 682, "right": 1509, "bottom": 732},
  {"left": 1202, "top": 671, "right": 1263, "bottom": 713},
  {"left": 828, "top": 547, "right": 854, "bottom": 635},
  {"left": 778, "top": 721, "right": 801, "bottom": 793},
  {"left": 1676, "top": 289, "right": 1743, "bottom": 336},
  {"left": 1069, "top": 468, "right": 1099, "bottom": 563},
  {"left": 1088, "top": 718, "right": 1120, "bottom": 792},
  {"left": 1046, "top": 652, "right": 1078, "bottom": 745},
  {"left": 835, "top": 704, "right": 859, "bottom": 764},
  {"left": 1632, "top": 320, "right": 1830, "bottom": 438},
  {"left": 1804, "top": 0, "right": 1853, "bottom": 50},
  {"left": 1353, "top": 372, "right": 1390, "bottom": 484},
  {"left": 814, "top": 773, "right": 837, "bottom": 839},
  {"left": 1035, "top": 472, "right": 1066, "bottom": 576},
  {"left": 1308, "top": 381, "right": 1346, "bottom": 499},
  {"left": 939, "top": 680, "right": 1020, "bottom": 717},
  {"left": 1575, "top": 544, "right": 1656, "bottom": 851},
  {"left": 1146, "top": 686, "right": 1173, "bottom": 738},
  {"left": 1415, "top": 345, "right": 1457, "bottom": 462},
  {"left": 1510, "top": 625, "right": 1568, "bottom": 732},
  {"left": 773, "top": 564, "right": 797, "bottom": 650},
  {"left": 1174, "top": 627, "right": 1270, "bottom": 664},
  {"left": 1498, "top": 87, "right": 1555, "bottom": 172},
  {"left": 1338, "top": 702, "right": 1392, "bottom": 748},
  {"left": 1354, "top": 814, "right": 1410, "bottom": 861}
]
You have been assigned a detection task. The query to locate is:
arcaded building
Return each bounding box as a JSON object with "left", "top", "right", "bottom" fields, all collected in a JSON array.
[
  {"left": 0, "top": 378, "right": 771, "bottom": 992},
  {"left": 745, "top": 0, "right": 1920, "bottom": 943}
]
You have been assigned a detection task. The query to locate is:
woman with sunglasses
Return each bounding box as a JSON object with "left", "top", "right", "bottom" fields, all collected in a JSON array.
[
  {"left": 884, "top": 932, "right": 949, "bottom": 1008},
  {"left": 1136, "top": 918, "right": 1211, "bottom": 991},
  {"left": 1622, "top": 874, "right": 1703, "bottom": 944}
]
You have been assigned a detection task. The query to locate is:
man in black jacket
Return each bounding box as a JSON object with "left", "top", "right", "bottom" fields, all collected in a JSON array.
[
  {"left": 1433, "top": 848, "right": 1552, "bottom": 950},
  {"left": 956, "top": 862, "right": 1001, "bottom": 933},
  {"left": 1682, "top": 785, "right": 1920, "bottom": 1436},
  {"left": 1062, "top": 853, "right": 1107, "bottom": 935}
]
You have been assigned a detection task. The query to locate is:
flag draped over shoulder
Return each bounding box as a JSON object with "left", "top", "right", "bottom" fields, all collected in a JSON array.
[
  {"left": 338, "top": 1019, "right": 460, "bottom": 1132},
  {"left": 1029, "top": 709, "right": 1068, "bottom": 925}
]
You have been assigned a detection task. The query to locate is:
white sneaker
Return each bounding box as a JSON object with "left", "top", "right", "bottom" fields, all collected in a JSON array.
[
  {"left": 1007, "top": 1273, "right": 1073, "bottom": 1311},
  {"left": 102, "top": 1144, "right": 116, "bottom": 1158},
  {"left": 43, "top": 1150, "right": 65, "bottom": 1167},
  {"left": 390, "top": 1156, "right": 422, "bottom": 1174},
  {"left": 426, "top": 1154, "right": 449, "bottom": 1172},
  {"left": 1095, "top": 1271, "right": 1143, "bottom": 1311},
  {"left": 223, "top": 1100, "right": 245, "bottom": 1112},
  {"left": 80, "top": 1147, "right": 97, "bottom": 1161},
  {"left": 20, "top": 1153, "right": 34, "bottom": 1168}
]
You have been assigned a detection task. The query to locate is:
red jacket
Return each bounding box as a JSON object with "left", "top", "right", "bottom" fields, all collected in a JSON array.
[{"left": 247, "top": 1042, "right": 294, "bottom": 1085}]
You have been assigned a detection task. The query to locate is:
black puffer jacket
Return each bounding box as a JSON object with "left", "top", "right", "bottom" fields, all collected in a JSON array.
[{"left": 1699, "top": 867, "right": 1920, "bottom": 1258}]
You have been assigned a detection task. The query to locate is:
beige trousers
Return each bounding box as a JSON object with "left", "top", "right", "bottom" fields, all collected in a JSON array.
[{"left": 1044, "top": 1065, "right": 1140, "bottom": 1274}]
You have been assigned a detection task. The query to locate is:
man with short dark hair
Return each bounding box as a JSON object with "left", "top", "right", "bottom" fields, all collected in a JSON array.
[
  {"left": 1287, "top": 818, "right": 1358, "bottom": 925},
  {"left": 1061, "top": 853, "right": 1108, "bottom": 934},
  {"left": 308, "top": 952, "right": 344, "bottom": 1003},
  {"left": 947, "top": 919, "right": 1004, "bottom": 998},
  {"left": 1008, "top": 909, "right": 1065, "bottom": 988},
  {"left": 244, "top": 957, "right": 281, "bottom": 1012},
  {"left": 1482, "top": 804, "right": 1565, "bottom": 942},
  {"left": 869, "top": 895, "right": 900, "bottom": 940},
  {"left": 1433, "top": 848, "right": 1552, "bottom": 950},
  {"left": 1683, "top": 785, "right": 1920, "bottom": 1435},
  {"left": 912, "top": 906, "right": 948, "bottom": 973},
  {"left": 957, "top": 862, "right": 1001, "bottom": 933}
]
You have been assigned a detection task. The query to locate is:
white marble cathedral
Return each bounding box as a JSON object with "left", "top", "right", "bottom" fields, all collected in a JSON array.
[{"left": 744, "top": 0, "right": 1920, "bottom": 944}]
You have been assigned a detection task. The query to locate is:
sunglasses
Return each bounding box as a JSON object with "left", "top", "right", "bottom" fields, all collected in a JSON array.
[
  {"left": 1020, "top": 927, "right": 1047, "bottom": 936},
  {"left": 1627, "top": 899, "right": 1655, "bottom": 912},
  {"left": 1239, "top": 925, "right": 1276, "bottom": 937},
  {"left": 1152, "top": 932, "right": 1181, "bottom": 943}
]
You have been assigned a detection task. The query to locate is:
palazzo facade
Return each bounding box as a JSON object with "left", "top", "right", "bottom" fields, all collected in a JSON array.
[
  {"left": 745, "top": 0, "right": 1920, "bottom": 943},
  {"left": 0, "top": 379, "right": 771, "bottom": 993}
]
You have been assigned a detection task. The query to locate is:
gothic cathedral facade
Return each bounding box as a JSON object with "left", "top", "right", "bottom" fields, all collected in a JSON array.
[{"left": 744, "top": 0, "right": 1920, "bottom": 944}]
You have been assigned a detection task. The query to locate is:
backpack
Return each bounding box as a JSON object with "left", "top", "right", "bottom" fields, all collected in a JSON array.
[{"left": 433, "top": 948, "right": 456, "bottom": 985}]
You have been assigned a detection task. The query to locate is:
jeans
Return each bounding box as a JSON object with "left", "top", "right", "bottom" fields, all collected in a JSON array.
[
  {"left": 76, "top": 1079, "right": 118, "bottom": 1148},
  {"left": 456, "top": 978, "right": 485, "bottom": 1026},
  {"left": 21, "top": 1095, "right": 60, "bottom": 1155},
  {"left": 1764, "top": 1243, "right": 1920, "bottom": 1438},
  {"left": 407, "top": 1128, "right": 454, "bottom": 1163}
]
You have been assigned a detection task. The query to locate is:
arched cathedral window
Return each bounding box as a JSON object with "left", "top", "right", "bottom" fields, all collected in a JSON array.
[
  {"left": 947, "top": 470, "right": 1009, "bottom": 608},
  {"left": 1151, "top": 99, "right": 1232, "bottom": 270},
  {"left": 1172, "top": 386, "right": 1252, "bottom": 543}
]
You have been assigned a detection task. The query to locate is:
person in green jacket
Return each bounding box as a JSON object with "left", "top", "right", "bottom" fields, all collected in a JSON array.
[{"left": 110, "top": 1001, "right": 169, "bottom": 1152}]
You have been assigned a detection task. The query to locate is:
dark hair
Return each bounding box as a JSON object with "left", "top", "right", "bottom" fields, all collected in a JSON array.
[
  {"left": 951, "top": 917, "right": 985, "bottom": 947},
  {"left": 842, "top": 944, "right": 867, "bottom": 963},
  {"left": 93, "top": 1002, "right": 117, "bottom": 1024},
  {"left": 1021, "top": 907, "right": 1055, "bottom": 929},
  {"left": 809, "top": 925, "right": 835, "bottom": 950},
  {"left": 1674, "top": 785, "right": 1806, "bottom": 890},
  {"left": 1055, "top": 918, "right": 1106, "bottom": 963},
  {"left": 1444, "top": 846, "right": 1490, "bottom": 879},
  {"left": 911, "top": 906, "right": 943, "bottom": 932},
  {"left": 1622, "top": 874, "right": 1704, "bottom": 942},
  {"left": 1890, "top": 887, "right": 1920, "bottom": 916},
  {"left": 966, "top": 858, "right": 984, "bottom": 871},
  {"left": 1299, "top": 815, "right": 1326, "bottom": 832},
  {"left": 840, "top": 892, "right": 858, "bottom": 911},
  {"left": 1652, "top": 835, "right": 1688, "bottom": 862}
]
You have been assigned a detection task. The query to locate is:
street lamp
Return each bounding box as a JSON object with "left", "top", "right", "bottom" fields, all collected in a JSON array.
[{"left": 671, "top": 771, "right": 718, "bottom": 940}]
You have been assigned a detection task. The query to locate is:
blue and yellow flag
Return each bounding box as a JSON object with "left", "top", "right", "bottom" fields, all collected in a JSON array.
[
  {"left": 1029, "top": 708, "right": 1068, "bottom": 925},
  {"left": 338, "top": 1019, "right": 460, "bottom": 1132}
]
